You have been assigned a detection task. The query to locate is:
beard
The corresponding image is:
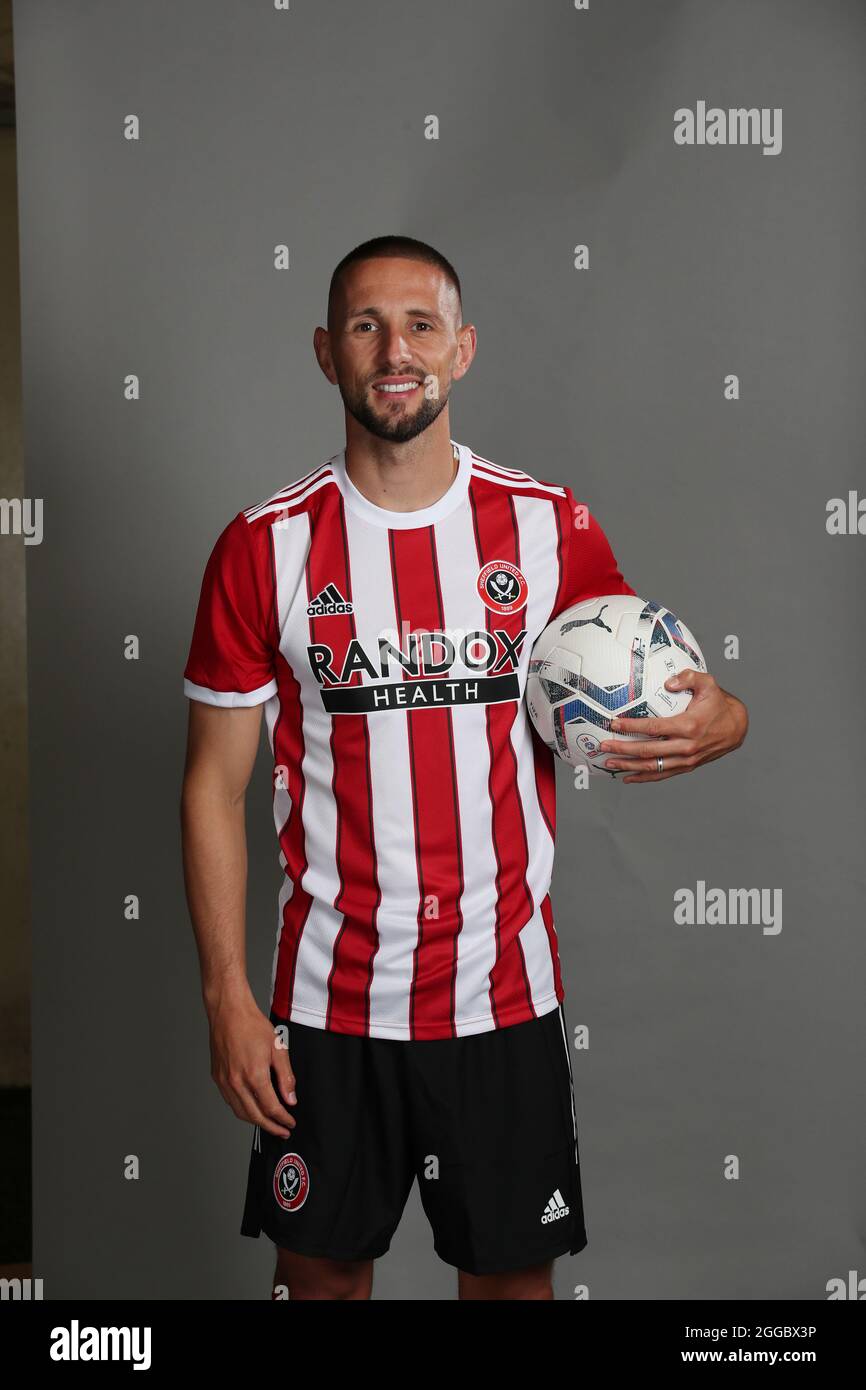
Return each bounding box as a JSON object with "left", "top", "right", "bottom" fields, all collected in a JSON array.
[{"left": 338, "top": 375, "right": 451, "bottom": 444}]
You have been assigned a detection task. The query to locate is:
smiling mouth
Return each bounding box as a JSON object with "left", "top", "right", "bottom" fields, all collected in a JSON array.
[{"left": 372, "top": 379, "right": 422, "bottom": 396}]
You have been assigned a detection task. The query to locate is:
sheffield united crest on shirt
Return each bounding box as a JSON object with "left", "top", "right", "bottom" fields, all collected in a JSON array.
[
  {"left": 273, "top": 1152, "right": 310, "bottom": 1212},
  {"left": 477, "top": 560, "right": 528, "bottom": 614}
]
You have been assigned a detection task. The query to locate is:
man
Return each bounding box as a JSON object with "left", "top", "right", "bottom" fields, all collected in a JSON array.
[{"left": 180, "top": 235, "right": 748, "bottom": 1301}]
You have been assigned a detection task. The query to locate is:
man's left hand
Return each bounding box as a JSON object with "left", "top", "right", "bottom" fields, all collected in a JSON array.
[{"left": 598, "top": 671, "right": 748, "bottom": 783}]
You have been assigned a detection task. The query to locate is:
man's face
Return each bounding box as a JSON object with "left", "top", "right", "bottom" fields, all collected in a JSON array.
[{"left": 319, "top": 257, "right": 469, "bottom": 444}]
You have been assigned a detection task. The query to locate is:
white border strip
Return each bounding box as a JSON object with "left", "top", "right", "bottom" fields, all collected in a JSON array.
[{"left": 183, "top": 677, "right": 278, "bottom": 707}]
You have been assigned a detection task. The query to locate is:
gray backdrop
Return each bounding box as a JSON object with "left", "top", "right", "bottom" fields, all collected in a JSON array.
[{"left": 15, "top": 0, "right": 865, "bottom": 1299}]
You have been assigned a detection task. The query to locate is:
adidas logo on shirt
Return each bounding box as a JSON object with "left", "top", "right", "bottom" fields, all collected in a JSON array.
[
  {"left": 541, "top": 1188, "right": 570, "bottom": 1224},
  {"left": 307, "top": 583, "right": 354, "bottom": 617}
]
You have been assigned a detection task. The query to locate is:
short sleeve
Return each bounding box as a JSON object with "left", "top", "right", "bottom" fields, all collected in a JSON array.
[
  {"left": 183, "top": 512, "right": 278, "bottom": 707},
  {"left": 549, "top": 485, "right": 637, "bottom": 621}
]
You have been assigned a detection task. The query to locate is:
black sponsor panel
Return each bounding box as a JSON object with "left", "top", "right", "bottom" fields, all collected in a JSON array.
[{"left": 321, "top": 671, "right": 521, "bottom": 713}]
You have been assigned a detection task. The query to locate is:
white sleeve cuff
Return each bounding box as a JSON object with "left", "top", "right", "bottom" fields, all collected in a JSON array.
[{"left": 183, "top": 677, "right": 278, "bottom": 707}]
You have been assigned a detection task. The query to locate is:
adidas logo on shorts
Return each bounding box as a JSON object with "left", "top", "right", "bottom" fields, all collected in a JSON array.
[
  {"left": 541, "top": 1188, "right": 570, "bottom": 1224},
  {"left": 307, "top": 583, "right": 353, "bottom": 616}
]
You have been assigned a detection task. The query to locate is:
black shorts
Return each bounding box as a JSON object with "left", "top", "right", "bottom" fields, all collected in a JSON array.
[{"left": 240, "top": 1002, "right": 588, "bottom": 1278}]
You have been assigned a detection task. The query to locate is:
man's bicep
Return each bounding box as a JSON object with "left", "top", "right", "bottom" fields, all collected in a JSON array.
[
  {"left": 573, "top": 511, "right": 636, "bottom": 599},
  {"left": 183, "top": 512, "right": 278, "bottom": 707},
  {"left": 183, "top": 700, "right": 265, "bottom": 803},
  {"left": 551, "top": 493, "right": 637, "bottom": 621}
]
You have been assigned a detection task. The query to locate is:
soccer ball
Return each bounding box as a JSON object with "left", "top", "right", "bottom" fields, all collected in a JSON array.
[{"left": 526, "top": 595, "right": 707, "bottom": 776}]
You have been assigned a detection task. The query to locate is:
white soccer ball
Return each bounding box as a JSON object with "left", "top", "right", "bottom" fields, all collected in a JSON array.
[{"left": 526, "top": 595, "right": 707, "bottom": 776}]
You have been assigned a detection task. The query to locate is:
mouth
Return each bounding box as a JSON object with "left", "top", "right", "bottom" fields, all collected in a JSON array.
[{"left": 371, "top": 377, "right": 422, "bottom": 398}]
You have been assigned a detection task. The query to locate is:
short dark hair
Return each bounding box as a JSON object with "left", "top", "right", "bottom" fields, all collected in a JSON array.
[{"left": 327, "top": 235, "right": 463, "bottom": 331}]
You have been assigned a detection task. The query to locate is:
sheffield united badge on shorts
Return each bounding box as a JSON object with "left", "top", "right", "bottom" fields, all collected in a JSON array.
[
  {"left": 477, "top": 560, "right": 528, "bottom": 614},
  {"left": 273, "top": 1152, "right": 310, "bottom": 1212}
]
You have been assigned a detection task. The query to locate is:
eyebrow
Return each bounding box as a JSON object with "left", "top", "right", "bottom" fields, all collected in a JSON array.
[{"left": 346, "top": 306, "right": 443, "bottom": 324}]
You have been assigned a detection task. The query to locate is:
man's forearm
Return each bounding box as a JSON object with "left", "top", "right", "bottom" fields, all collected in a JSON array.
[
  {"left": 719, "top": 687, "right": 749, "bottom": 749},
  {"left": 180, "top": 776, "right": 256, "bottom": 1018}
]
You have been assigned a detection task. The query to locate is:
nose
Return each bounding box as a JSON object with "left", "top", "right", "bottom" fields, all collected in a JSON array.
[{"left": 377, "top": 324, "right": 413, "bottom": 369}]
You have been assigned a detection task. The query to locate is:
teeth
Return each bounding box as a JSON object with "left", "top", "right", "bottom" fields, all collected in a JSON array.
[{"left": 375, "top": 382, "right": 417, "bottom": 392}]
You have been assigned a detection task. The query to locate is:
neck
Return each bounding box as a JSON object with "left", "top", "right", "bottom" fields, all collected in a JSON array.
[{"left": 343, "top": 428, "right": 459, "bottom": 514}]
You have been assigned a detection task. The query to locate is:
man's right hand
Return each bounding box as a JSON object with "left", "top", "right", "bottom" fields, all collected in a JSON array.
[{"left": 207, "top": 995, "right": 297, "bottom": 1138}]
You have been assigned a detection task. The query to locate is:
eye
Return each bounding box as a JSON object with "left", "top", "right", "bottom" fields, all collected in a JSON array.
[
  {"left": 354, "top": 322, "right": 376, "bottom": 332},
  {"left": 413, "top": 322, "right": 433, "bottom": 331}
]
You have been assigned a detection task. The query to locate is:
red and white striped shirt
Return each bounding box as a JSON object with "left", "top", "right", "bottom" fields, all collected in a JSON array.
[{"left": 183, "top": 441, "right": 635, "bottom": 1040}]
